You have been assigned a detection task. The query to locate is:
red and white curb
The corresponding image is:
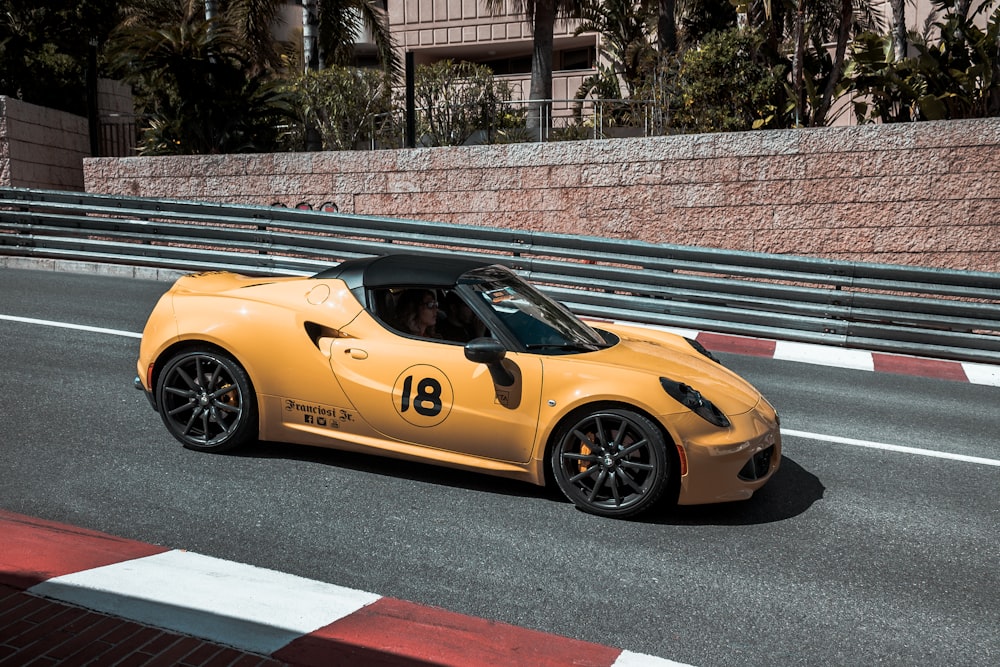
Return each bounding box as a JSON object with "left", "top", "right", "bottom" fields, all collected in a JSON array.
[
  {"left": 1, "top": 510, "right": 690, "bottom": 667},
  {"left": 616, "top": 322, "right": 1000, "bottom": 387}
]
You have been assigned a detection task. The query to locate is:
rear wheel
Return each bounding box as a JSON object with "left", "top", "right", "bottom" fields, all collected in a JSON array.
[
  {"left": 156, "top": 349, "right": 257, "bottom": 452},
  {"left": 551, "top": 408, "right": 672, "bottom": 518}
]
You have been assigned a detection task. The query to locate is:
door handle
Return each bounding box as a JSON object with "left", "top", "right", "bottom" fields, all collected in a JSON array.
[{"left": 345, "top": 348, "right": 368, "bottom": 360}]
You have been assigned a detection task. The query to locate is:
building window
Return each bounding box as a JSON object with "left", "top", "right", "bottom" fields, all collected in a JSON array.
[
  {"left": 477, "top": 46, "right": 595, "bottom": 76},
  {"left": 481, "top": 55, "right": 534, "bottom": 76},
  {"left": 558, "top": 47, "right": 594, "bottom": 71}
]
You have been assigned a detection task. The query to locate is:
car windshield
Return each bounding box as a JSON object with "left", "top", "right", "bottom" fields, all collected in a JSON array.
[{"left": 462, "top": 266, "right": 609, "bottom": 352}]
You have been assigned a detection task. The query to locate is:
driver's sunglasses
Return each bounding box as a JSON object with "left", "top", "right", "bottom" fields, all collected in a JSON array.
[{"left": 422, "top": 300, "right": 439, "bottom": 309}]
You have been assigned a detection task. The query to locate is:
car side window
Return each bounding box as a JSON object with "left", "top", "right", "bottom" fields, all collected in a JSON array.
[
  {"left": 437, "top": 290, "right": 488, "bottom": 343},
  {"left": 371, "top": 288, "right": 398, "bottom": 327},
  {"left": 370, "top": 287, "right": 489, "bottom": 344}
]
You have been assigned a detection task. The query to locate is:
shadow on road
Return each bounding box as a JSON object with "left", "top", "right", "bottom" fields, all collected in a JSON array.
[
  {"left": 235, "top": 441, "right": 823, "bottom": 525},
  {"left": 654, "top": 457, "right": 824, "bottom": 526},
  {"left": 239, "top": 439, "right": 545, "bottom": 497}
]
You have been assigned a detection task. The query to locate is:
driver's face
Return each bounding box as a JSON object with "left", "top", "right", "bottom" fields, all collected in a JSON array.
[{"left": 420, "top": 296, "right": 438, "bottom": 327}]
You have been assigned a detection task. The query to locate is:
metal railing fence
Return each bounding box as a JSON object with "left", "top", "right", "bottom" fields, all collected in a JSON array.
[
  {"left": 367, "top": 98, "right": 671, "bottom": 149},
  {"left": 99, "top": 113, "right": 139, "bottom": 157},
  {"left": 495, "top": 98, "right": 669, "bottom": 143},
  {"left": 2, "top": 187, "right": 998, "bottom": 364}
]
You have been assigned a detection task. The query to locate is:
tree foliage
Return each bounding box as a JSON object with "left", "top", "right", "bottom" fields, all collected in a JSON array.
[
  {"left": 0, "top": 0, "right": 121, "bottom": 115},
  {"left": 108, "top": 2, "right": 293, "bottom": 154},
  {"left": 279, "top": 60, "right": 517, "bottom": 150},
  {"left": 575, "top": 0, "right": 655, "bottom": 96},
  {"left": 310, "top": 0, "right": 397, "bottom": 70},
  {"left": 849, "top": 0, "right": 1000, "bottom": 121},
  {"left": 673, "top": 27, "right": 786, "bottom": 132},
  {"left": 117, "top": 0, "right": 288, "bottom": 74},
  {"left": 4, "top": 0, "right": 999, "bottom": 155}
]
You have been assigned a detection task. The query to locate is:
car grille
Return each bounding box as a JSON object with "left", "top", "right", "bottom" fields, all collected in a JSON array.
[{"left": 738, "top": 445, "right": 775, "bottom": 481}]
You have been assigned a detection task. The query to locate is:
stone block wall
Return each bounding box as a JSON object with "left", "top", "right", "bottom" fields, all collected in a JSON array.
[
  {"left": 83, "top": 117, "right": 1000, "bottom": 272},
  {"left": 1, "top": 96, "right": 89, "bottom": 191}
]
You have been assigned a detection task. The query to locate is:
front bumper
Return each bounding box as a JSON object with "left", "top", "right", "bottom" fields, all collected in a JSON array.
[
  {"left": 675, "top": 409, "right": 782, "bottom": 505},
  {"left": 134, "top": 375, "right": 158, "bottom": 411}
]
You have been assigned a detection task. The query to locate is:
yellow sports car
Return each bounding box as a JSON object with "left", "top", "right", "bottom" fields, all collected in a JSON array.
[{"left": 135, "top": 253, "right": 780, "bottom": 518}]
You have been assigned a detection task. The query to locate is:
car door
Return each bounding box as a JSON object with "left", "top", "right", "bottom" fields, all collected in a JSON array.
[{"left": 328, "top": 311, "right": 543, "bottom": 464}]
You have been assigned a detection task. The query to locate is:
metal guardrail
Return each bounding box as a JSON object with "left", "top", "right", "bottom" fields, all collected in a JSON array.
[{"left": 2, "top": 186, "right": 999, "bottom": 364}]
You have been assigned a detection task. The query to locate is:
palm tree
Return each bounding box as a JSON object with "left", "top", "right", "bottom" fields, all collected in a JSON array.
[
  {"left": 109, "top": 0, "right": 292, "bottom": 153},
  {"left": 225, "top": 0, "right": 288, "bottom": 74},
  {"left": 810, "top": 0, "right": 884, "bottom": 124},
  {"left": 301, "top": 0, "right": 396, "bottom": 71},
  {"left": 575, "top": 0, "right": 655, "bottom": 97},
  {"left": 485, "top": 0, "right": 583, "bottom": 132},
  {"left": 121, "top": 0, "right": 286, "bottom": 75},
  {"left": 741, "top": 0, "right": 881, "bottom": 126},
  {"left": 658, "top": 0, "right": 678, "bottom": 52},
  {"left": 890, "top": 0, "right": 907, "bottom": 60}
]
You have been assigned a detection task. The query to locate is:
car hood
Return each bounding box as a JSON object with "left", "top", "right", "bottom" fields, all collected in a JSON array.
[{"left": 569, "top": 325, "right": 763, "bottom": 416}]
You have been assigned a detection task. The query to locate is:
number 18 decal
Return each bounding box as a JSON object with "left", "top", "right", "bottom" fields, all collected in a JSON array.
[{"left": 393, "top": 365, "right": 453, "bottom": 427}]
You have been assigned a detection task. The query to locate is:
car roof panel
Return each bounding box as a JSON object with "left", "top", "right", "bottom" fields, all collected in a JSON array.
[{"left": 313, "top": 253, "right": 494, "bottom": 290}]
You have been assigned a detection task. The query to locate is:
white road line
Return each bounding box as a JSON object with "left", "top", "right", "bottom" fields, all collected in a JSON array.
[
  {"left": 0, "top": 314, "right": 141, "bottom": 339},
  {"left": 783, "top": 428, "right": 1000, "bottom": 467}
]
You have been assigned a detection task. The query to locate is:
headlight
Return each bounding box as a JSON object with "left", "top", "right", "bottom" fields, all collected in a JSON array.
[{"left": 660, "top": 377, "right": 731, "bottom": 428}]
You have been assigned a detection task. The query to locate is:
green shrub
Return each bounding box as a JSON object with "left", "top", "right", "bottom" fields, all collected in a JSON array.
[
  {"left": 285, "top": 66, "right": 394, "bottom": 151},
  {"left": 410, "top": 60, "right": 517, "bottom": 146},
  {"left": 672, "top": 28, "right": 784, "bottom": 133}
]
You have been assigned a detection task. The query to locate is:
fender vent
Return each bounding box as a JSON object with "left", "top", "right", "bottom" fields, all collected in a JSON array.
[{"left": 304, "top": 322, "right": 344, "bottom": 348}]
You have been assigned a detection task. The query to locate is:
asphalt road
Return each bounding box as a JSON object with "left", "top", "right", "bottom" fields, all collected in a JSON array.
[{"left": 1, "top": 266, "right": 997, "bottom": 667}]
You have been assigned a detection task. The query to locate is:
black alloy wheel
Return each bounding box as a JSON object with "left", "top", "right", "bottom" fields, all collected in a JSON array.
[
  {"left": 156, "top": 349, "right": 257, "bottom": 452},
  {"left": 551, "top": 408, "right": 672, "bottom": 518}
]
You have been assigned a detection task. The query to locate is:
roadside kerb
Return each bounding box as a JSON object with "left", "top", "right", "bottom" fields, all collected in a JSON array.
[{"left": 1, "top": 510, "right": 687, "bottom": 667}]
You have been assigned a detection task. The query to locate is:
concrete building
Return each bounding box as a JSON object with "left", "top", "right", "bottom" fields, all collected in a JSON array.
[
  {"left": 271, "top": 0, "right": 981, "bottom": 130},
  {"left": 384, "top": 1, "right": 598, "bottom": 103},
  {"left": 274, "top": 1, "right": 600, "bottom": 106}
]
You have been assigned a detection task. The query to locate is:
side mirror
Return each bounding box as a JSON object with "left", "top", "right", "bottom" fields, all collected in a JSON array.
[
  {"left": 464, "top": 337, "right": 506, "bottom": 364},
  {"left": 464, "top": 337, "right": 515, "bottom": 387}
]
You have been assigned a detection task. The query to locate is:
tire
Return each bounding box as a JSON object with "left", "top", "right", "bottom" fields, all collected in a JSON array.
[
  {"left": 155, "top": 349, "right": 257, "bottom": 453},
  {"left": 551, "top": 408, "right": 672, "bottom": 518}
]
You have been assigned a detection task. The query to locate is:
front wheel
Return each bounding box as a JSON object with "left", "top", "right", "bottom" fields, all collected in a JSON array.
[
  {"left": 156, "top": 349, "right": 257, "bottom": 453},
  {"left": 551, "top": 408, "right": 672, "bottom": 518}
]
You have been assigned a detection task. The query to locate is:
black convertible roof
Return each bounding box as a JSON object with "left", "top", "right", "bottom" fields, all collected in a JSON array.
[{"left": 313, "top": 253, "right": 496, "bottom": 290}]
